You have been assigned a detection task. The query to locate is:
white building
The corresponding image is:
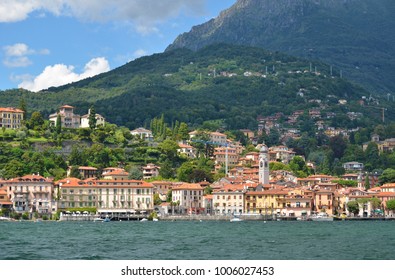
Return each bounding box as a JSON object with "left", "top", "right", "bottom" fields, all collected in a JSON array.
[
  {"left": 130, "top": 127, "right": 154, "bottom": 141},
  {"left": 171, "top": 183, "right": 204, "bottom": 214},
  {"left": 6, "top": 174, "right": 55, "bottom": 215},
  {"left": 80, "top": 109, "right": 105, "bottom": 128}
]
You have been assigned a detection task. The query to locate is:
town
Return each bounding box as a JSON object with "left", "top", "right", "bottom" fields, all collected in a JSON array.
[{"left": 1, "top": 103, "right": 395, "bottom": 222}]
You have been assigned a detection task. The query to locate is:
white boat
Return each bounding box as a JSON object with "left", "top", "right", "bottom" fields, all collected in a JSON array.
[
  {"left": 140, "top": 218, "right": 148, "bottom": 222},
  {"left": 230, "top": 217, "right": 242, "bottom": 222},
  {"left": 152, "top": 218, "right": 158, "bottom": 222},
  {"left": 93, "top": 217, "right": 104, "bottom": 222},
  {"left": 310, "top": 212, "right": 333, "bottom": 221},
  {"left": 0, "top": 217, "right": 11, "bottom": 221}
]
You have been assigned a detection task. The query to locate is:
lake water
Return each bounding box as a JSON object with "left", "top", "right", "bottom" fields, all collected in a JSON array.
[{"left": 1, "top": 220, "right": 394, "bottom": 260}]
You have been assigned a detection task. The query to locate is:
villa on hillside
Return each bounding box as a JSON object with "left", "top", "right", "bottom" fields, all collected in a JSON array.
[
  {"left": 80, "top": 109, "right": 105, "bottom": 128},
  {"left": 49, "top": 105, "right": 81, "bottom": 128},
  {"left": 0, "top": 107, "right": 24, "bottom": 129},
  {"left": 49, "top": 105, "right": 105, "bottom": 129},
  {"left": 130, "top": 127, "right": 154, "bottom": 141}
]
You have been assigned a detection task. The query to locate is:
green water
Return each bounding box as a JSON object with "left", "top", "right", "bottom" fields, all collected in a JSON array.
[{"left": 0, "top": 220, "right": 394, "bottom": 260}]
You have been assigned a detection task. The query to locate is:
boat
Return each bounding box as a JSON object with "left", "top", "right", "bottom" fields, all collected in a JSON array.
[
  {"left": 152, "top": 218, "right": 158, "bottom": 222},
  {"left": 230, "top": 217, "right": 243, "bottom": 222},
  {"left": 140, "top": 218, "right": 148, "bottom": 222},
  {"left": 310, "top": 212, "right": 334, "bottom": 221},
  {"left": 103, "top": 217, "right": 111, "bottom": 222},
  {"left": 93, "top": 217, "right": 104, "bottom": 222},
  {"left": 0, "top": 217, "right": 11, "bottom": 221}
]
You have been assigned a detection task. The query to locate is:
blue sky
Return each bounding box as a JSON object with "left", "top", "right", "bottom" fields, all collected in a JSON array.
[{"left": 0, "top": 0, "right": 236, "bottom": 92}]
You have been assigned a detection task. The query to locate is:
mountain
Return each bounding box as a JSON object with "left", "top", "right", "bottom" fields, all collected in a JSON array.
[
  {"left": 1, "top": 44, "right": 381, "bottom": 129},
  {"left": 167, "top": 0, "right": 395, "bottom": 94}
]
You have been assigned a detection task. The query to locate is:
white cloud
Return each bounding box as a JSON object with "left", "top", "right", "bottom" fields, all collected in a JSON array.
[
  {"left": 18, "top": 57, "right": 110, "bottom": 92},
  {"left": 0, "top": 0, "right": 206, "bottom": 34},
  {"left": 2, "top": 43, "right": 50, "bottom": 68},
  {"left": 3, "top": 56, "right": 32, "bottom": 68}
]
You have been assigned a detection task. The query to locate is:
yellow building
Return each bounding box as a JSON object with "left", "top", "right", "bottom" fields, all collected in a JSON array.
[
  {"left": 0, "top": 107, "right": 24, "bottom": 129},
  {"left": 245, "top": 189, "right": 288, "bottom": 214}
]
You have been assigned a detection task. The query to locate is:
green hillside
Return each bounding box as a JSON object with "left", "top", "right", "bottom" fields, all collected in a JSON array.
[
  {"left": 167, "top": 0, "right": 395, "bottom": 94},
  {"left": 0, "top": 44, "right": 386, "bottom": 129}
]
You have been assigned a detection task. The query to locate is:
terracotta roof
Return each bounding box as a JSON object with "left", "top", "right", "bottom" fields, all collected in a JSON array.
[
  {"left": 8, "top": 174, "right": 51, "bottom": 182},
  {"left": 60, "top": 105, "right": 74, "bottom": 108},
  {"left": 56, "top": 177, "right": 92, "bottom": 187},
  {"left": 246, "top": 190, "right": 288, "bottom": 195},
  {"left": 78, "top": 166, "right": 98, "bottom": 170},
  {"left": 104, "top": 170, "right": 129, "bottom": 176},
  {"left": 172, "top": 183, "right": 203, "bottom": 190},
  {"left": 376, "top": 192, "right": 395, "bottom": 197},
  {"left": 0, "top": 107, "right": 24, "bottom": 113}
]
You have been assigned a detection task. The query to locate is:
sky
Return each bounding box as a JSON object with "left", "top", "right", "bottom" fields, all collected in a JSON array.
[{"left": 0, "top": 0, "right": 236, "bottom": 92}]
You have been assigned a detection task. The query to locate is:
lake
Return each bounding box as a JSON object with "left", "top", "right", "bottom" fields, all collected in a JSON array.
[{"left": 1, "top": 220, "right": 394, "bottom": 260}]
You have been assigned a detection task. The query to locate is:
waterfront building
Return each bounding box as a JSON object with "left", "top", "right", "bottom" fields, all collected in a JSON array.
[
  {"left": 171, "top": 183, "right": 204, "bottom": 214},
  {"left": 0, "top": 107, "right": 24, "bottom": 129},
  {"left": 277, "top": 190, "right": 313, "bottom": 218},
  {"left": 244, "top": 189, "right": 288, "bottom": 215},
  {"left": 151, "top": 181, "right": 173, "bottom": 197},
  {"left": 0, "top": 186, "right": 12, "bottom": 210},
  {"left": 212, "top": 184, "right": 246, "bottom": 215},
  {"left": 56, "top": 177, "right": 97, "bottom": 210},
  {"left": 56, "top": 178, "right": 154, "bottom": 214},
  {"left": 6, "top": 174, "right": 55, "bottom": 215}
]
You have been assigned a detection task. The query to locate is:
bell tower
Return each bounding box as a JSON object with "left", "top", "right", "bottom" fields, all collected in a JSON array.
[{"left": 259, "top": 142, "right": 269, "bottom": 185}]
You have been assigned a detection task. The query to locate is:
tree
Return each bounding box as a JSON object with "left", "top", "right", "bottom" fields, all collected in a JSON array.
[
  {"left": 379, "top": 168, "right": 395, "bottom": 184},
  {"left": 153, "top": 193, "right": 162, "bottom": 205},
  {"left": 29, "top": 111, "right": 44, "bottom": 129},
  {"left": 289, "top": 156, "right": 309, "bottom": 178},
  {"left": 56, "top": 114, "right": 62, "bottom": 134},
  {"left": 329, "top": 134, "right": 347, "bottom": 159},
  {"left": 158, "top": 139, "right": 179, "bottom": 162},
  {"left": 386, "top": 199, "right": 395, "bottom": 211},
  {"left": 69, "top": 166, "right": 82, "bottom": 179},
  {"left": 128, "top": 165, "right": 143, "bottom": 180},
  {"left": 347, "top": 200, "right": 360, "bottom": 216},
  {"left": 18, "top": 97, "right": 27, "bottom": 122},
  {"left": 159, "top": 160, "right": 175, "bottom": 179},
  {"left": 88, "top": 105, "right": 97, "bottom": 129}
]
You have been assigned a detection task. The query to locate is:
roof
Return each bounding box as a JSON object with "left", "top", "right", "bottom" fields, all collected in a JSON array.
[
  {"left": 172, "top": 183, "right": 203, "bottom": 191},
  {"left": 210, "top": 131, "right": 227, "bottom": 137},
  {"left": 104, "top": 170, "right": 129, "bottom": 176},
  {"left": 60, "top": 105, "right": 74, "bottom": 109},
  {"left": 7, "top": 174, "right": 51, "bottom": 182},
  {"left": 376, "top": 192, "right": 395, "bottom": 197},
  {"left": 0, "top": 107, "right": 24, "bottom": 113},
  {"left": 77, "top": 166, "right": 98, "bottom": 171},
  {"left": 246, "top": 190, "right": 288, "bottom": 195}
]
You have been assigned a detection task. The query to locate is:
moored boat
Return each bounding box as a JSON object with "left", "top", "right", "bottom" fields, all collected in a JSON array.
[{"left": 310, "top": 212, "right": 333, "bottom": 221}]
